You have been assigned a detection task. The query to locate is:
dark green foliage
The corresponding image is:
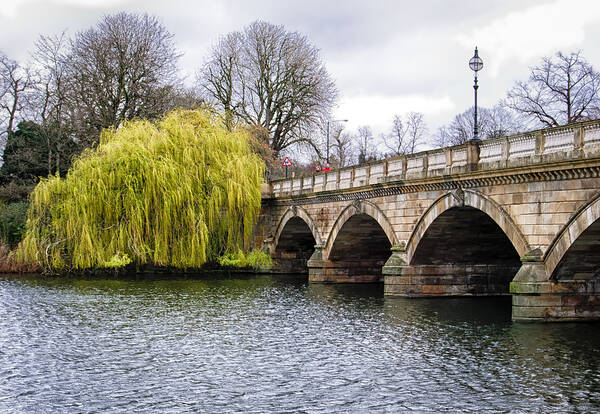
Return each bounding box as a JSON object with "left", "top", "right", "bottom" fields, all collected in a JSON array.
[
  {"left": 0, "top": 202, "right": 29, "bottom": 247},
  {"left": 0, "top": 122, "right": 48, "bottom": 185},
  {"left": 0, "top": 182, "right": 35, "bottom": 203},
  {"left": 0, "top": 121, "right": 79, "bottom": 183}
]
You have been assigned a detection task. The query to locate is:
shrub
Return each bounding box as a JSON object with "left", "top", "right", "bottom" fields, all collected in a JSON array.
[
  {"left": 245, "top": 250, "right": 273, "bottom": 269},
  {"left": 217, "top": 249, "right": 273, "bottom": 269},
  {"left": 0, "top": 202, "right": 29, "bottom": 247},
  {"left": 0, "top": 182, "right": 35, "bottom": 203}
]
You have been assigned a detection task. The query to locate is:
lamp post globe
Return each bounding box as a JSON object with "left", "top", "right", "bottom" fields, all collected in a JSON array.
[
  {"left": 469, "top": 47, "right": 483, "bottom": 141},
  {"left": 469, "top": 47, "right": 483, "bottom": 72}
]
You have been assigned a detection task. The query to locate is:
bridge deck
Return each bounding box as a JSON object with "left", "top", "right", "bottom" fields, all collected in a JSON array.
[{"left": 258, "top": 119, "right": 600, "bottom": 322}]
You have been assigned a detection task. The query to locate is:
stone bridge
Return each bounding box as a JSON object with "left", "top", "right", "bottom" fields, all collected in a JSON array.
[{"left": 255, "top": 120, "right": 600, "bottom": 322}]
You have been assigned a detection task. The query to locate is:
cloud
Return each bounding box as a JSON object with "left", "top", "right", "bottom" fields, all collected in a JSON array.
[
  {"left": 336, "top": 94, "right": 455, "bottom": 136},
  {"left": 4, "top": 0, "right": 597, "bottom": 142},
  {"left": 455, "top": 0, "right": 600, "bottom": 77},
  {"left": 0, "top": 0, "right": 28, "bottom": 18},
  {"left": 55, "top": 0, "right": 127, "bottom": 6},
  {"left": 0, "top": 0, "right": 127, "bottom": 18}
]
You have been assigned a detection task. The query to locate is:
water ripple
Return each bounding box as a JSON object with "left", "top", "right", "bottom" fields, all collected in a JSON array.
[{"left": 0, "top": 275, "right": 599, "bottom": 413}]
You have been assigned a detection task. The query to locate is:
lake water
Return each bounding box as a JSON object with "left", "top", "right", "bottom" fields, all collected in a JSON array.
[{"left": 1, "top": 274, "right": 599, "bottom": 413}]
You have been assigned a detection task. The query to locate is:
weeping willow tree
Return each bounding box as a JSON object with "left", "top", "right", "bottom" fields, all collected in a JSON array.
[{"left": 19, "top": 109, "right": 266, "bottom": 270}]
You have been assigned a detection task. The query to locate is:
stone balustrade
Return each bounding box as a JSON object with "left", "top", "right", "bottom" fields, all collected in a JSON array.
[{"left": 270, "top": 120, "right": 600, "bottom": 198}]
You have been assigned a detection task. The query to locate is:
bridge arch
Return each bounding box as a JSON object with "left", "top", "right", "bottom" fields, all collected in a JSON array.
[
  {"left": 273, "top": 205, "right": 322, "bottom": 249},
  {"left": 324, "top": 199, "right": 397, "bottom": 259},
  {"left": 271, "top": 206, "right": 322, "bottom": 273},
  {"left": 406, "top": 189, "right": 530, "bottom": 263},
  {"left": 544, "top": 191, "right": 600, "bottom": 280}
]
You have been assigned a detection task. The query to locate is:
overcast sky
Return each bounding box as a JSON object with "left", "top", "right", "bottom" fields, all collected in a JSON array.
[{"left": 2, "top": 0, "right": 600, "bottom": 149}]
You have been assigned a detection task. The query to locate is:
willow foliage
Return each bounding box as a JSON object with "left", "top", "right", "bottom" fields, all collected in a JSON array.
[{"left": 19, "top": 109, "right": 265, "bottom": 270}]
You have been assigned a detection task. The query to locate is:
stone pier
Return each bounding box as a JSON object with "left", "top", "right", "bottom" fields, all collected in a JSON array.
[{"left": 256, "top": 119, "right": 600, "bottom": 321}]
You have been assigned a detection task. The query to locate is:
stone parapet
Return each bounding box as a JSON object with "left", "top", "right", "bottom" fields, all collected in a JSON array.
[{"left": 268, "top": 119, "right": 600, "bottom": 200}]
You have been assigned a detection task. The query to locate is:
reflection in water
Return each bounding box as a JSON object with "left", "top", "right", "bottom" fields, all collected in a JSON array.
[{"left": 0, "top": 274, "right": 598, "bottom": 413}]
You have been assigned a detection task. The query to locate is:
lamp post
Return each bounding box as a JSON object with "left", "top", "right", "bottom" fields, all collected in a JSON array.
[
  {"left": 469, "top": 47, "right": 483, "bottom": 141},
  {"left": 326, "top": 119, "right": 348, "bottom": 164}
]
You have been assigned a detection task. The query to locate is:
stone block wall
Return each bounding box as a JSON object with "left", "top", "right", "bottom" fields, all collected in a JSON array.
[
  {"left": 258, "top": 120, "right": 600, "bottom": 321},
  {"left": 385, "top": 264, "right": 520, "bottom": 297}
]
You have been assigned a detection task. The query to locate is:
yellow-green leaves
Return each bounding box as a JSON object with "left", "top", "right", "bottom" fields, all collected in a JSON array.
[{"left": 19, "top": 109, "right": 265, "bottom": 270}]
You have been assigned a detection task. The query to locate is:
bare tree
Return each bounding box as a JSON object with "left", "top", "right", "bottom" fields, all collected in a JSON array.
[
  {"left": 433, "top": 125, "right": 454, "bottom": 148},
  {"left": 383, "top": 112, "right": 427, "bottom": 156},
  {"left": 355, "top": 125, "right": 378, "bottom": 164},
  {"left": 29, "top": 33, "right": 76, "bottom": 175},
  {"left": 198, "top": 20, "right": 338, "bottom": 154},
  {"left": 0, "top": 53, "right": 33, "bottom": 144},
  {"left": 487, "top": 104, "right": 520, "bottom": 139},
  {"left": 329, "top": 124, "right": 353, "bottom": 168},
  {"left": 67, "top": 12, "right": 181, "bottom": 146},
  {"left": 199, "top": 32, "right": 241, "bottom": 130},
  {"left": 31, "top": 33, "right": 70, "bottom": 125},
  {"left": 505, "top": 50, "right": 600, "bottom": 127},
  {"left": 433, "top": 105, "right": 519, "bottom": 147},
  {"left": 162, "top": 86, "right": 204, "bottom": 111}
]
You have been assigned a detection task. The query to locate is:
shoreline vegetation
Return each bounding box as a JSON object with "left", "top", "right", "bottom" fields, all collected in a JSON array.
[
  {"left": 0, "top": 242, "right": 40, "bottom": 273},
  {"left": 0, "top": 241, "right": 274, "bottom": 278},
  {"left": 0, "top": 264, "right": 277, "bottom": 280},
  {"left": 0, "top": 109, "right": 273, "bottom": 277},
  {"left": 0, "top": 241, "right": 275, "bottom": 278}
]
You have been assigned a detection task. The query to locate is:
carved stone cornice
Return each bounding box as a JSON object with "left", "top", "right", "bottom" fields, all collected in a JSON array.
[{"left": 268, "top": 165, "right": 600, "bottom": 206}]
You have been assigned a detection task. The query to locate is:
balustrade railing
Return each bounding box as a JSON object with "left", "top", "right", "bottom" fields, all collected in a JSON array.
[
  {"left": 270, "top": 120, "right": 600, "bottom": 198},
  {"left": 479, "top": 140, "right": 503, "bottom": 163},
  {"left": 427, "top": 151, "right": 446, "bottom": 171},
  {"left": 508, "top": 135, "right": 536, "bottom": 158},
  {"left": 584, "top": 124, "right": 600, "bottom": 147},
  {"left": 544, "top": 128, "right": 574, "bottom": 153}
]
